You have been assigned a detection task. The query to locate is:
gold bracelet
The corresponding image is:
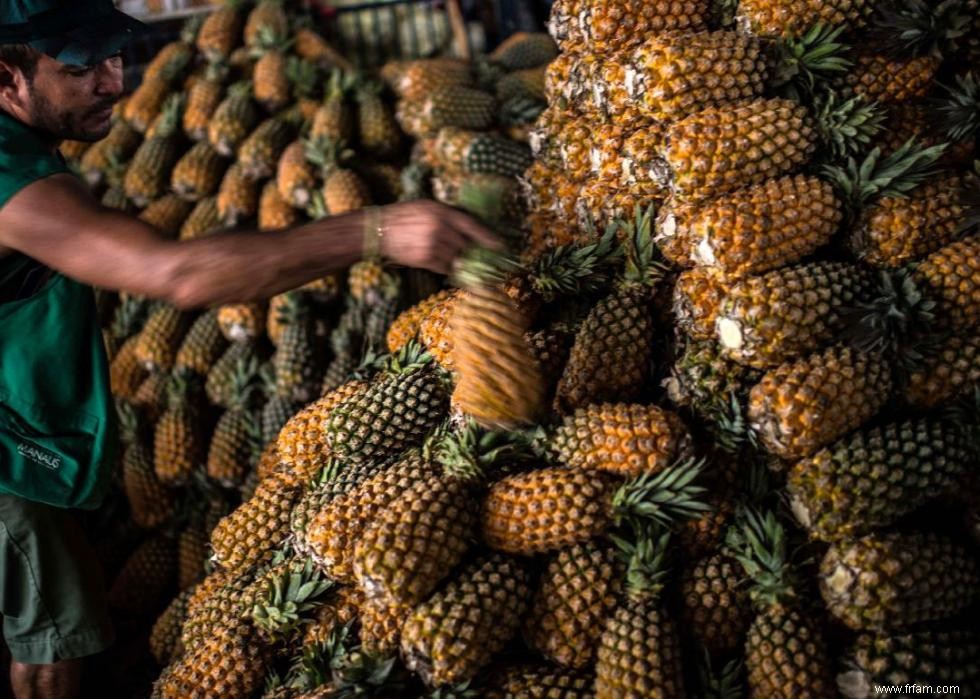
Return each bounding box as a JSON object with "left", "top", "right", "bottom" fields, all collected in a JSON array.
[{"left": 362, "top": 206, "right": 385, "bottom": 260}]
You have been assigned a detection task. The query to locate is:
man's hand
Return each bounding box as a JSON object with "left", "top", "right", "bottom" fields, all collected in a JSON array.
[{"left": 379, "top": 200, "right": 502, "bottom": 274}]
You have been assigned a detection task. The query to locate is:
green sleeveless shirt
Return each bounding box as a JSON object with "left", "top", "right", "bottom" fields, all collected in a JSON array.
[{"left": 0, "top": 110, "right": 116, "bottom": 509}]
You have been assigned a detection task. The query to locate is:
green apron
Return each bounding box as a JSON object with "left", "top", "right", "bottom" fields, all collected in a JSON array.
[
  {"left": 0, "top": 271, "right": 116, "bottom": 509},
  {"left": 0, "top": 110, "right": 116, "bottom": 509}
]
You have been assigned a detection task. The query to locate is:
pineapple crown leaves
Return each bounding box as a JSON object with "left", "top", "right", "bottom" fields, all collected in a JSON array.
[
  {"left": 811, "top": 91, "right": 887, "bottom": 161},
  {"left": 930, "top": 73, "right": 980, "bottom": 145},
  {"left": 613, "top": 457, "right": 712, "bottom": 531},
  {"left": 696, "top": 652, "right": 745, "bottom": 699},
  {"left": 705, "top": 392, "right": 760, "bottom": 456},
  {"left": 115, "top": 398, "right": 142, "bottom": 444},
  {"left": 617, "top": 204, "right": 668, "bottom": 292},
  {"left": 610, "top": 527, "right": 671, "bottom": 600},
  {"left": 451, "top": 245, "right": 521, "bottom": 290},
  {"left": 228, "top": 355, "right": 266, "bottom": 408},
  {"left": 871, "top": 0, "right": 971, "bottom": 59},
  {"left": 528, "top": 221, "right": 623, "bottom": 302},
  {"left": 165, "top": 368, "right": 201, "bottom": 408},
  {"left": 283, "top": 621, "right": 355, "bottom": 691},
  {"left": 179, "top": 14, "right": 206, "bottom": 44},
  {"left": 725, "top": 508, "right": 801, "bottom": 608},
  {"left": 329, "top": 650, "right": 410, "bottom": 698},
  {"left": 152, "top": 92, "right": 187, "bottom": 139},
  {"left": 228, "top": 79, "right": 254, "bottom": 100},
  {"left": 821, "top": 139, "right": 949, "bottom": 214},
  {"left": 431, "top": 419, "right": 531, "bottom": 483},
  {"left": 303, "top": 136, "right": 355, "bottom": 176},
  {"left": 287, "top": 56, "right": 321, "bottom": 99},
  {"left": 838, "top": 268, "right": 939, "bottom": 369},
  {"left": 425, "top": 682, "right": 481, "bottom": 699},
  {"left": 384, "top": 339, "right": 435, "bottom": 376},
  {"left": 498, "top": 95, "right": 547, "bottom": 127},
  {"left": 249, "top": 23, "right": 295, "bottom": 56},
  {"left": 770, "top": 23, "right": 853, "bottom": 98},
  {"left": 251, "top": 558, "right": 334, "bottom": 637}
]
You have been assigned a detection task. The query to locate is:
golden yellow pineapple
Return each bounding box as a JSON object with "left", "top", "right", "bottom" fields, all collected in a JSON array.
[
  {"left": 418, "top": 288, "right": 461, "bottom": 371},
  {"left": 179, "top": 196, "right": 222, "bottom": 240},
  {"left": 138, "top": 195, "right": 193, "bottom": 238},
  {"left": 174, "top": 310, "right": 228, "bottom": 378},
  {"left": 841, "top": 52, "right": 940, "bottom": 104},
  {"left": 79, "top": 120, "right": 141, "bottom": 187},
  {"left": 258, "top": 180, "right": 300, "bottom": 230},
  {"left": 355, "top": 81, "right": 401, "bottom": 158},
  {"left": 171, "top": 141, "right": 228, "bottom": 202},
  {"left": 238, "top": 116, "right": 295, "bottom": 180},
  {"left": 217, "top": 162, "right": 261, "bottom": 225},
  {"left": 578, "top": 0, "right": 711, "bottom": 51},
  {"left": 311, "top": 69, "right": 355, "bottom": 143},
  {"left": 277, "top": 139, "right": 318, "bottom": 208},
  {"left": 217, "top": 302, "right": 267, "bottom": 343},
  {"left": 123, "top": 77, "right": 172, "bottom": 133},
  {"left": 195, "top": 4, "right": 244, "bottom": 63},
  {"left": 748, "top": 345, "right": 893, "bottom": 459},
  {"left": 673, "top": 267, "right": 733, "bottom": 341},
  {"left": 208, "top": 83, "right": 260, "bottom": 157},
  {"left": 252, "top": 38, "right": 291, "bottom": 112},
  {"left": 912, "top": 233, "right": 980, "bottom": 330},
  {"left": 905, "top": 331, "right": 980, "bottom": 408},
  {"left": 244, "top": 0, "right": 288, "bottom": 47},
  {"left": 183, "top": 72, "right": 226, "bottom": 142},
  {"left": 153, "top": 373, "right": 206, "bottom": 485},
  {"left": 736, "top": 0, "right": 876, "bottom": 37},
  {"left": 110, "top": 336, "right": 147, "bottom": 400},
  {"left": 123, "top": 131, "right": 184, "bottom": 207},
  {"left": 482, "top": 460, "right": 707, "bottom": 556},
  {"left": 658, "top": 98, "right": 815, "bottom": 200},
  {"left": 550, "top": 403, "right": 693, "bottom": 478},
  {"left": 393, "top": 58, "right": 473, "bottom": 102},
  {"left": 134, "top": 306, "right": 191, "bottom": 373},
  {"left": 386, "top": 289, "right": 454, "bottom": 354},
  {"left": 656, "top": 175, "right": 842, "bottom": 277}
]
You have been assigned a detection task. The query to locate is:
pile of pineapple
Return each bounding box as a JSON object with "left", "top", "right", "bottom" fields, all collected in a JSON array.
[{"left": 74, "top": 0, "right": 980, "bottom": 697}]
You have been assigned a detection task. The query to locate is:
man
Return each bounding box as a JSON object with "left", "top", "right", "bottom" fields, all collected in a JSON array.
[{"left": 0, "top": 2, "right": 496, "bottom": 697}]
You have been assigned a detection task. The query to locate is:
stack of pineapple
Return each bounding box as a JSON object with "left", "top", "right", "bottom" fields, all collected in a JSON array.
[
  {"left": 378, "top": 34, "right": 558, "bottom": 229},
  {"left": 72, "top": 0, "right": 980, "bottom": 696}
]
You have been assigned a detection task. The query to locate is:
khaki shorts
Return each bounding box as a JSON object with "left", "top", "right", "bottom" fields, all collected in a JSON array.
[{"left": 0, "top": 494, "right": 114, "bottom": 664}]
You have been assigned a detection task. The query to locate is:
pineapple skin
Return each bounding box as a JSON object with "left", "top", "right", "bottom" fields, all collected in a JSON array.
[
  {"left": 820, "top": 531, "right": 980, "bottom": 631},
  {"left": 913, "top": 233, "right": 980, "bottom": 331},
  {"left": 658, "top": 98, "right": 815, "bottom": 200},
  {"left": 482, "top": 468, "right": 617, "bottom": 556},
  {"left": 736, "top": 0, "right": 875, "bottom": 37},
  {"left": 387, "top": 289, "right": 454, "bottom": 354},
  {"left": 843, "top": 53, "right": 940, "bottom": 105},
  {"left": 905, "top": 331, "right": 980, "bottom": 408},
  {"left": 656, "top": 175, "right": 842, "bottom": 277},
  {"left": 716, "top": 262, "right": 876, "bottom": 369},
  {"left": 673, "top": 267, "right": 733, "bottom": 341},
  {"left": 137, "top": 306, "right": 193, "bottom": 369},
  {"left": 551, "top": 403, "right": 692, "bottom": 478},
  {"left": 748, "top": 345, "right": 893, "bottom": 459},
  {"left": 594, "top": 598, "right": 685, "bottom": 699},
  {"left": 400, "top": 554, "right": 532, "bottom": 688},
  {"left": 526, "top": 542, "right": 624, "bottom": 670},
  {"left": 680, "top": 552, "right": 752, "bottom": 654},
  {"left": 787, "top": 418, "right": 973, "bottom": 541},
  {"left": 746, "top": 604, "right": 835, "bottom": 698},
  {"left": 576, "top": 0, "right": 711, "bottom": 52}
]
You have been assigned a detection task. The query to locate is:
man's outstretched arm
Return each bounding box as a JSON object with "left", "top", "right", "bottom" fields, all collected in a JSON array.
[{"left": 0, "top": 174, "right": 497, "bottom": 307}]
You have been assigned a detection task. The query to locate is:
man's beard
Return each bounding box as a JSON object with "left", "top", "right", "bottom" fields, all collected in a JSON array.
[{"left": 28, "top": 85, "right": 115, "bottom": 142}]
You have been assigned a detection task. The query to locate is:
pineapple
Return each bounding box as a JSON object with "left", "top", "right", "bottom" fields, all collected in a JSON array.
[
  {"left": 171, "top": 141, "right": 228, "bottom": 201},
  {"left": 482, "top": 459, "right": 708, "bottom": 556},
  {"left": 489, "top": 32, "right": 558, "bottom": 70},
  {"left": 272, "top": 293, "right": 323, "bottom": 403},
  {"left": 418, "top": 290, "right": 461, "bottom": 371},
  {"left": 208, "top": 82, "right": 260, "bottom": 157},
  {"left": 123, "top": 77, "right": 172, "bottom": 133},
  {"left": 179, "top": 196, "right": 223, "bottom": 240},
  {"left": 577, "top": 0, "right": 711, "bottom": 51},
  {"left": 837, "top": 630, "right": 980, "bottom": 698},
  {"left": 207, "top": 342, "right": 265, "bottom": 409},
  {"left": 132, "top": 370, "right": 170, "bottom": 424},
  {"left": 605, "top": 31, "right": 768, "bottom": 122},
  {"left": 525, "top": 541, "right": 625, "bottom": 669},
  {"left": 79, "top": 120, "right": 141, "bottom": 186},
  {"left": 656, "top": 98, "right": 815, "bottom": 200},
  {"left": 737, "top": 0, "right": 875, "bottom": 37},
  {"left": 400, "top": 554, "right": 532, "bottom": 688},
  {"left": 716, "top": 262, "right": 876, "bottom": 369},
  {"left": 177, "top": 513, "right": 211, "bottom": 591},
  {"left": 134, "top": 306, "right": 192, "bottom": 373},
  {"left": 550, "top": 403, "right": 692, "bottom": 478},
  {"left": 108, "top": 534, "right": 176, "bottom": 618},
  {"left": 355, "top": 80, "right": 401, "bottom": 158},
  {"left": 251, "top": 29, "right": 292, "bottom": 112},
  {"left": 150, "top": 590, "right": 191, "bottom": 665},
  {"left": 207, "top": 359, "right": 263, "bottom": 488},
  {"left": 143, "top": 37, "right": 194, "bottom": 85},
  {"left": 450, "top": 250, "right": 545, "bottom": 428},
  {"left": 183, "top": 67, "right": 227, "bottom": 142},
  {"left": 239, "top": 117, "right": 296, "bottom": 180},
  {"left": 218, "top": 302, "right": 267, "bottom": 343},
  {"left": 277, "top": 140, "right": 318, "bottom": 208},
  {"left": 119, "top": 401, "right": 174, "bottom": 530},
  {"left": 421, "top": 85, "right": 498, "bottom": 133},
  {"left": 594, "top": 534, "right": 686, "bottom": 699},
  {"left": 664, "top": 339, "right": 763, "bottom": 418},
  {"left": 138, "top": 195, "right": 193, "bottom": 238},
  {"left": 435, "top": 128, "right": 534, "bottom": 178},
  {"left": 311, "top": 69, "right": 355, "bottom": 143},
  {"left": 305, "top": 450, "right": 439, "bottom": 583},
  {"left": 195, "top": 3, "right": 245, "bottom": 62},
  {"left": 306, "top": 139, "right": 372, "bottom": 215},
  {"left": 123, "top": 96, "right": 184, "bottom": 206},
  {"left": 911, "top": 232, "right": 980, "bottom": 330},
  {"left": 555, "top": 208, "right": 665, "bottom": 413},
  {"left": 353, "top": 426, "right": 524, "bottom": 611},
  {"left": 153, "top": 373, "right": 206, "bottom": 485},
  {"left": 358, "top": 596, "right": 410, "bottom": 657},
  {"left": 217, "top": 162, "right": 261, "bottom": 225},
  {"left": 386, "top": 289, "right": 454, "bottom": 354},
  {"left": 393, "top": 58, "right": 473, "bottom": 102},
  {"left": 209, "top": 468, "right": 306, "bottom": 572},
  {"left": 680, "top": 550, "right": 752, "bottom": 654},
  {"left": 496, "top": 66, "right": 548, "bottom": 104},
  {"left": 905, "top": 331, "right": 980, "bottom": 408},
  {"left": 259, "top": 180, "right": 301, "bottom": 230},
  {"left": 110, "top": 336, "right": 148, "bottom": 400},
  {"left": 244, "top": 0, "right": 288, "bottom": 48},
  {"left": 820, "top": 531, "right": 980, "bottom": 631},
  {"left": 486, "top": 664, "right": 597, "bottom": 698},
  {"left": 325, "top": 343, "right": 449, "bottom": 465},
  {"left": 841, "top": 52, "right": 940, "bottom": 105},
  {"left": 655, "top": 175, "right": 842, "bottom": 278},
  {"left": 788, "top": 418, "right": 974, "bottom": 541},
  {"left": 748, "top": 345, "right": 893, "bottom": 459},
  {"left": 174, "top": 310, "right": 229, "bottom": 377},
  {"left": 726, "top": 510, "right": 834, "bottom": 698}
]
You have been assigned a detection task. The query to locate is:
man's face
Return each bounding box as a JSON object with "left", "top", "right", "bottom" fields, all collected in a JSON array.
[{"left": 25, "top": 53, "right": 125, "bottom": 141}]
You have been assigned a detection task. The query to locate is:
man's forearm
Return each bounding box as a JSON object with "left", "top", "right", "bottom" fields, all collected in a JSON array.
[{"left": 167, "top": 210, "right": 367, "bottom": 307}]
